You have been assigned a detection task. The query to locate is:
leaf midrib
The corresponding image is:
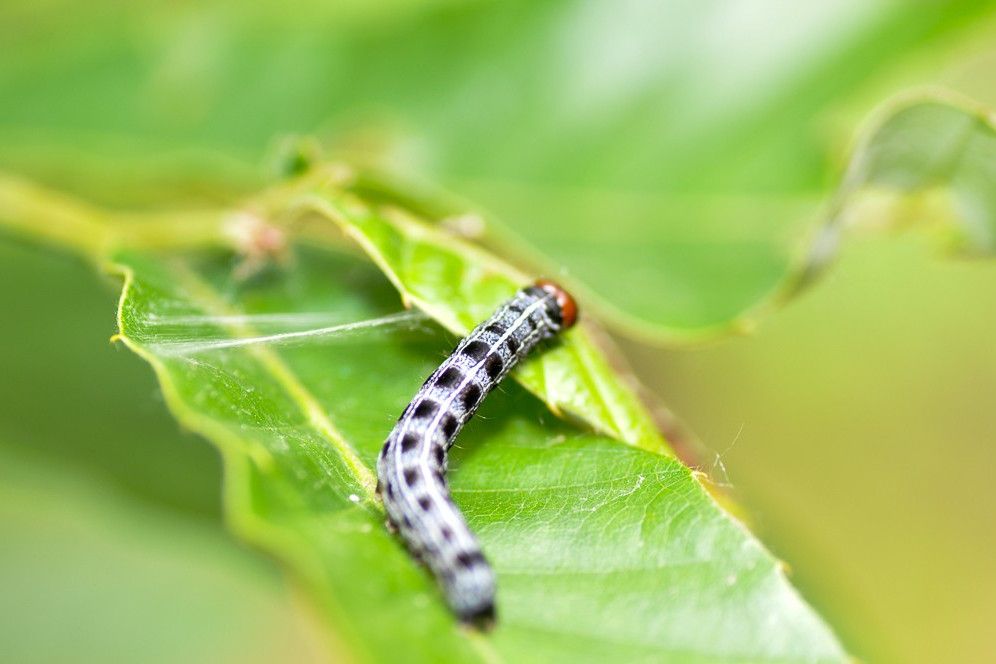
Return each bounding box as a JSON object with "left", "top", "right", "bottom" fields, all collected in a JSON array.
[
  {"left": 164, "top": 257, "right": 379, "bottom": 500},
  {"left": 166, "top": 260, "right": 523, "bottom": 664}
]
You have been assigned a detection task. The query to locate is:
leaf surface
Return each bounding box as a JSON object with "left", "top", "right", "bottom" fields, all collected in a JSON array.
[
  {"left": 826, "top": 96, "right": 996, "bottom": 255},
  {"left": 8, "top": 90, "right": 996, "bottom": 655},
  {"left": 1, "top": 1, "right": 993, "bottom": 341},
  {"left": 109, "top": 241, "right": 845, "bottom": 663},
  {"left": 287, "top": 181, "right": 668, "bottom": 453}
]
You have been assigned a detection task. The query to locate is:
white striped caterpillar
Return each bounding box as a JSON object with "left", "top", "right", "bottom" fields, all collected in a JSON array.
[{"left": 376, "top": 280, "right": 578, "bottom": 627}]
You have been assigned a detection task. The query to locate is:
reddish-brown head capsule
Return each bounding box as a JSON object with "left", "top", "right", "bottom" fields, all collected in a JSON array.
[{"left": 535, "top": 279, "right": 578, "bottom": 329}]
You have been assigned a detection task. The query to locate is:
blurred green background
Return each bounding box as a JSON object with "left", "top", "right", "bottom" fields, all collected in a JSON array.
[{"left": 2, "top": 1, "right": 996, "bottom": 662}]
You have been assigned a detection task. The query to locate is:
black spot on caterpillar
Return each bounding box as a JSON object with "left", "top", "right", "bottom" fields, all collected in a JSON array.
[{"left": 376, "top": 279, "right": 578, "bottom": 628}]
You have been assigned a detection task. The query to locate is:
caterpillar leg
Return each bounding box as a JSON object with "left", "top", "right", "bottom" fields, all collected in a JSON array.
[{"left": 461, "top": 603, "right": 496, "bottom": 631}]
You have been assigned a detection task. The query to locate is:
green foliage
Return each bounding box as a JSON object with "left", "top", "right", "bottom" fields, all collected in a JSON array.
[
  {"left": 284, "top": 177, "right": 669, "bottom": 452},
  {"left": 2, "top": 0, "right": 991, "bottom": 339},
  {"left": 0, "top": 167, "right": 855, "bottom": 661},
  {"left": 110, "top": 243, "right": 843, "bottom": 663},
  {"left": 4, "top": 1, "right": 996, "bottom": 661},
  {"left": 2, "top": 92, "right": 996, "bottom": 660},
  {"left": 831, "top": 96, "right": 996, "bottom": 254}
]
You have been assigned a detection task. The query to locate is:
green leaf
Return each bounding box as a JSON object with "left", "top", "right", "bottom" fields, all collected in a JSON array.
[
  {"left": 822, "top": 95, "right": 996, "bottom": 256},
  {"left": 285, "top": 179, "right": 669, "bottom": 454},
  {"left": 361, "top": 93, "right": 996, "bottom": 342},
  {"left": 0, "top": 168, "right": 669, "bottom": 456},
  {"left": 2, "top": 1, "right": 992, "bottom": 341},
  {"left": 108, "top": 240, "right": 845, "bottom": 663},
  {"left": 8, "top": 88, "right": 996, "bottom": 652},
  {"left": 2, "top": 93, "right": 994, "bottom": 663},
  {"left": 0, "top": 146, "right": 847, "bottom": 658},
  {"left": 464, "top": 87, "right": 996, "bottom": 341},
  {"left": 3, "top": 4, "right": 995, "bottom": 660}
]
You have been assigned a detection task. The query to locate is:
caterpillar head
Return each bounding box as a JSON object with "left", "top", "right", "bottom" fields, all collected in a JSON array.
[{"left": 534, "top": 279, "right": 578, "bottom": 330}]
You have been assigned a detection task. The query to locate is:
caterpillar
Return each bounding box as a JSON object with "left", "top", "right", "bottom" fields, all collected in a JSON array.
[{"left": 376, "top": 279, "right": 578, "bottom": 627}]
